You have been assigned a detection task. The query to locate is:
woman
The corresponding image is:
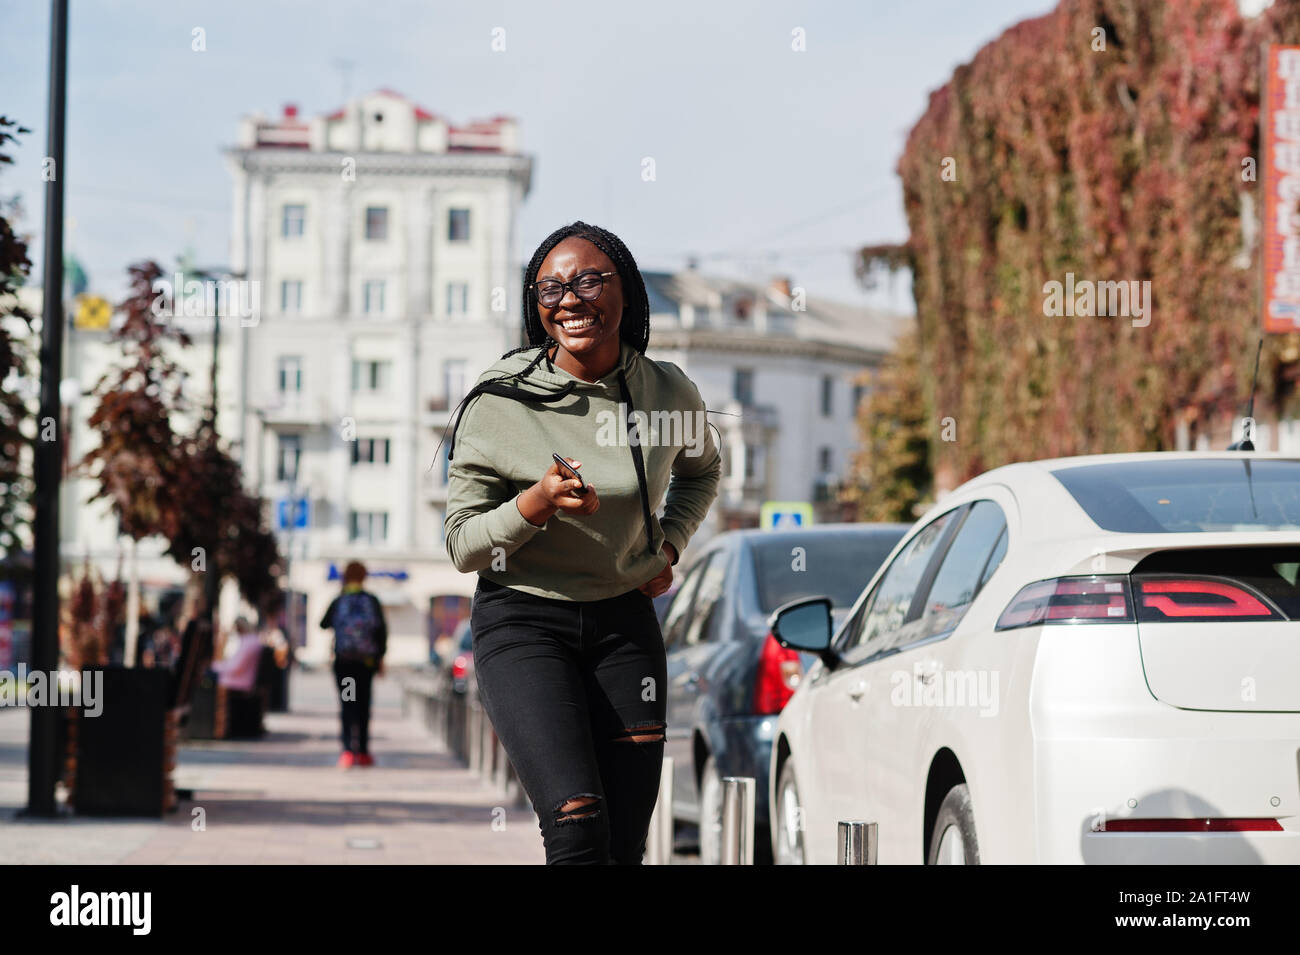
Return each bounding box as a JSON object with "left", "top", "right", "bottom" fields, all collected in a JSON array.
[{"left": 443, "top": 221, "right": 722, "bottom": 864}]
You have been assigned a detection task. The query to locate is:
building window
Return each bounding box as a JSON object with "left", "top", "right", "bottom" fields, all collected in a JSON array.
[
  {"left": 281, "top": 204, "right": 305, "bottom": 238},
  {"left": 852, "top": 382, "right": 866, "bottom": 412},
  {"left": 352, "top": 437, "right": 391, "bottom": 466},
  {"left": 363, "top": 279, "right": 386, "bottom": 315},
  {"left": 277, "top": 434, "right": 301, "bottom": 483},
  {"left": 819, "top": 446, "right": 832, "bottom": 473},
  {"left": 444, "top": 359, "right": 467, "bottom": 405},
  {"left": 277, "top": 356, "right": 303, "bottom": 394},
  {"left": 445, "top": 282, "right": 469, "bottom": 317},
  {"left": 743, "top": 442, "right": 760, "bottom": 481},
  {"left": 821, "top": 376, "right": 833, "bottom": 417},
  {"left": 350, "top": 510, "right": 389, "bottom": 545},
  {"left": 365, "top": 206, "right": 388, "bottom": 241},
  {"left": 280, "top": 280, "right": 303, "bottom": 314},
  {"left": 733, "top": 368, "right": 754, "bottom": 406},
  {"left": 351, "top": 359, "right": 392, "bottom": 393},
  {"left": 448, "top": 208, "right": 471, "bottom": 242}
]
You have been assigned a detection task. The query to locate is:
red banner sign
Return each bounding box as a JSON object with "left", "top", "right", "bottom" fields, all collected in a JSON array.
[{"left": 1263, "top": 45, "right": 1300, "bottom": 333}]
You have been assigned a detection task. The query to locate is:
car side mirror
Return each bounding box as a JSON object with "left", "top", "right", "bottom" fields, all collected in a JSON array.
[{"left": 768, "top": 596, "right": 840, "bottom": 669}]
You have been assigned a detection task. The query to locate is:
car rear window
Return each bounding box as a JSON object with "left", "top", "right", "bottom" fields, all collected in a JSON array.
[
  {"left": 752, "top": 529, "right": 905, "bottom": 613},
  {"left": 1050, "top": 459, "right": 1300, "bottom": 533}
]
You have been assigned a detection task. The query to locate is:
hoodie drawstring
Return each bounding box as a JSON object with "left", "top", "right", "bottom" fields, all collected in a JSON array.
[{"left": 617, "top": 367, "right": 656, "bottom": 556}]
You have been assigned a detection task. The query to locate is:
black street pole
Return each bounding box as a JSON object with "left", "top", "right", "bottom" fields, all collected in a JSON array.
[
  {"left": 205, "top": 280, "right": 221, "bottom": 635},
  {"left": 28, "top": 0, "right": 69, "bottom": 818}
]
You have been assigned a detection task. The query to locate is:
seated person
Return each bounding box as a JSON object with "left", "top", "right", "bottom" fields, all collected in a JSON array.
[{"left": 210, "top": 617, "right": 264, "bottom": 694}]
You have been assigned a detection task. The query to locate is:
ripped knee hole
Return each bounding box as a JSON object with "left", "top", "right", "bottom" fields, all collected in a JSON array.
[
  {"left": 554, "top": 793, "right": 601, "bottom": 824},
  {"left": 613, "top": 721, "right": 665, "bottom": 744}
]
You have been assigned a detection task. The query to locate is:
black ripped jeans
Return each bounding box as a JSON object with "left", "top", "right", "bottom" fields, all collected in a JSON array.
[{"left": 470, "top": 575, "right": 668, "bottom": 865}]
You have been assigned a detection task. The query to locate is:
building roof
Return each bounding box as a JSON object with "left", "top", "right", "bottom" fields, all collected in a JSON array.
[{"left": 235, "top": 90, "right": 520, "bottom": 154}]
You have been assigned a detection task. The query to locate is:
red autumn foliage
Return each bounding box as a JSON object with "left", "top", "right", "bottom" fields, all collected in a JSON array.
[
  {"left": 871, "top": 0, "right": 1300, "bottom": 489},
  {"left": 79, "top": 261, "right": 282, "bottom": 606}
]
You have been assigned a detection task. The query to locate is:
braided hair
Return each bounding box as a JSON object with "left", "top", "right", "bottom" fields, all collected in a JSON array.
[{"left": 511, "top": 220, "right": 651, "bottom": 359}]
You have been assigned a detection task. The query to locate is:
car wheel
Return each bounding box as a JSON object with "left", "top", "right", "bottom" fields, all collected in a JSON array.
[
  {"left": 927, "top": 783, "right": 979, "bottom": 865},
  {"left": 774, "top": 759, "right": 806, "bottom": 865},
  {"left": 698, "top": 755, "right": 723, "bottom": 865}
]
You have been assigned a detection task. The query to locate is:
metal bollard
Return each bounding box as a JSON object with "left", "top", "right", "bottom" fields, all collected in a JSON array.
[
  {"left": 505, "top": 758, "right": 528, "bottom": 810},
  {"left": 467, "top": 701, "right": 482, "bottom": 771},
  {"left": 719, "top": 776, "right": 756, "bottom": 865},
  {"left": 645, "top": 757, "right": 674, "bottom": 865},
  {"left": 493, "top": 729, "right": 508, "bottom": 792},
  {"left": 836, "top": 821, "right": 878, "bottom": 864},
  {"left": 478, "top": 702, "right": 494, "bottom": 780}
]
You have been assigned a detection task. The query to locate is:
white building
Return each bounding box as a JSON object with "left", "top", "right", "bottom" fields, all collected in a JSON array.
[
  {"left": 50, "top": 89, "right": 910, "bottom": 667},
  {"left": 224, "top": 91, "right": 532, "bottom": 664},
  {"left": 639, "top": 270, "right": 906, "bottom": 532}
]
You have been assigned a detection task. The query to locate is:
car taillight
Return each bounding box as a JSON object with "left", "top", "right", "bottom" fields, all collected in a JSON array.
[
  {"left": 452, "top": 655, "right": 469, "bottom": 679},
  {"left": 1096, "top": 818, "right": 1283, "bottom": 832},
  {"left": 754, "top": 632, "right": 802, "bottom": 715},
  {"left": 1133, "top": 575, "right": 1282, "bottom": 622},
  {"left": 995, "top": 576, "right": 1133, "bottom": 630}
]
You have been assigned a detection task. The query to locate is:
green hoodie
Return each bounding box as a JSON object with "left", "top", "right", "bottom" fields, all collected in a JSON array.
[{"left": 444, "top": 339, "right": 722, "bottom": 602}]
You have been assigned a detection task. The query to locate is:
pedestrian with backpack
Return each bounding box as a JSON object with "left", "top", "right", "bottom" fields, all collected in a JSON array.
[{"left": 320, "top": 561, "right": 387, "bottom": 767}]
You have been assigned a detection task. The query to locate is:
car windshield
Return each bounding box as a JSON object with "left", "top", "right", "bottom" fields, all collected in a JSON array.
[
  {"left": 1050, "top": 459, "right": 1300, "bottom": 533},
  {"left": 752, "top": 530, "right": 905, "bottom": 613}
]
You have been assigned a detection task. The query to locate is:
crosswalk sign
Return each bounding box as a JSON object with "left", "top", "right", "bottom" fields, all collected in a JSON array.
[{"left": 760, "top": 501, "right": 814, "bottom": 530}]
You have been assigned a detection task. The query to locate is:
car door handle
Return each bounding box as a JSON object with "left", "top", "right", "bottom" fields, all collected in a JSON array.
[
  {"left": 916, "top": 663, "right": 938, "bottom": 685},
  {"left": 847, "top": 680, "right": 867, "bottom": 702}
]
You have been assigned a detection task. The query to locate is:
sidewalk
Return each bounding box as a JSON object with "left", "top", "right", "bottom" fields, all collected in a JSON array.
[{"left": 0, "top": 668, "right": 545, "bottom": 864}]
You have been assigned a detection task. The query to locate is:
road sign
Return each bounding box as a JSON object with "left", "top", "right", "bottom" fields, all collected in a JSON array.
[
  {"left": 760, "top": 501, "right": 814, "bottom": 530},
  {"left": 276, "top": 496, "right": 309, "bottom": 530}
]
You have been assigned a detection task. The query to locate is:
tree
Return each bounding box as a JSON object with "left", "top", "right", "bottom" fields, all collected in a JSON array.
[
  {"left": 81, "top": 262, "right": 190, "bottom": 542},
  {"left": 870, "top": 0, "right": 1300, "bottom": 489},
  {"left": 80, "top": 261, "right": 282, "bottom": 611},
  {"left": 842, "top": 327, "right": 933, "bottom": 522},
  {"left": 0, "top": 116, "right": 34, "bottom": 573}
]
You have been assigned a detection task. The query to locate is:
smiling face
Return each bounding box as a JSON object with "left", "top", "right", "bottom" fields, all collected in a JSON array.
[{"left": 534, "top": 237, "right": 624, "bottom": 366}]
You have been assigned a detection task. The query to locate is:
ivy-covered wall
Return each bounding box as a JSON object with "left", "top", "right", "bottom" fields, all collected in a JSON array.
[{"left": 888, "top": 0, "right": 1300, "bottom": 491}]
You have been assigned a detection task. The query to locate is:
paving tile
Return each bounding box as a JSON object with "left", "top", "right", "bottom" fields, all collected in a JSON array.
[{"left": 0, "top": 671, "right": 545, "bottom": 865}]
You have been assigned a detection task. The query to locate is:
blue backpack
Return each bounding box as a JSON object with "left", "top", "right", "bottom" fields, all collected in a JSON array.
[{"left": 332, "top": 592, "right": 382, "bottom": 661}]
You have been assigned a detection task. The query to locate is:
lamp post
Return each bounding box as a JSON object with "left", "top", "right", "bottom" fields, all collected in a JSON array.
[
  {"left": 192, "top": 266, "right": 240, "bottom": 643},
  {"left": 27, "top": 0, "right": 69, "bottom": 819}
]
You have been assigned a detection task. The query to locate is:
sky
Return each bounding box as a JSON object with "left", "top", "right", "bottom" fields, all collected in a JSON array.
[{"left": 0, "top": 0, "right": 1056, "bottom": 313}]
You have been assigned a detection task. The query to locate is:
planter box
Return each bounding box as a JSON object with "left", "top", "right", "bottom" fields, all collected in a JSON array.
[{"left": 69, "top": 666, "right": 177, "bottom": 817}]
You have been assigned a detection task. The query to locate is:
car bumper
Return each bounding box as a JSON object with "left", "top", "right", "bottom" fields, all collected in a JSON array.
[{"left": 1027, "top": 627, "right": 1300, "bottom": 864}]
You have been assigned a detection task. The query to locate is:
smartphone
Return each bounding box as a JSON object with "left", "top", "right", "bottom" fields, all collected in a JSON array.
[{"left": 551, "top": 452, "right": 588, "bottom": 495}]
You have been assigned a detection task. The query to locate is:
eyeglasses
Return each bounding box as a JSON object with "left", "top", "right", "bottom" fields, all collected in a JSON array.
[{"left": 533, "top": 270, "right": 618, "bottom": 308}]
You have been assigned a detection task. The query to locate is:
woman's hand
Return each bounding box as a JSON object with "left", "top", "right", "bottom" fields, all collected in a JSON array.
[
  {"left": 518, "top": 458, "right": 600, "bottom": 525},
  {"left": 638, "top": 541, "right": 677, "bottom": 598}
]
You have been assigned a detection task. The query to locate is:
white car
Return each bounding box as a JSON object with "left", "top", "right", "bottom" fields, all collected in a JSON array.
[{"left": 768, "top": 451, "right": 1300, "bottom": 864}]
